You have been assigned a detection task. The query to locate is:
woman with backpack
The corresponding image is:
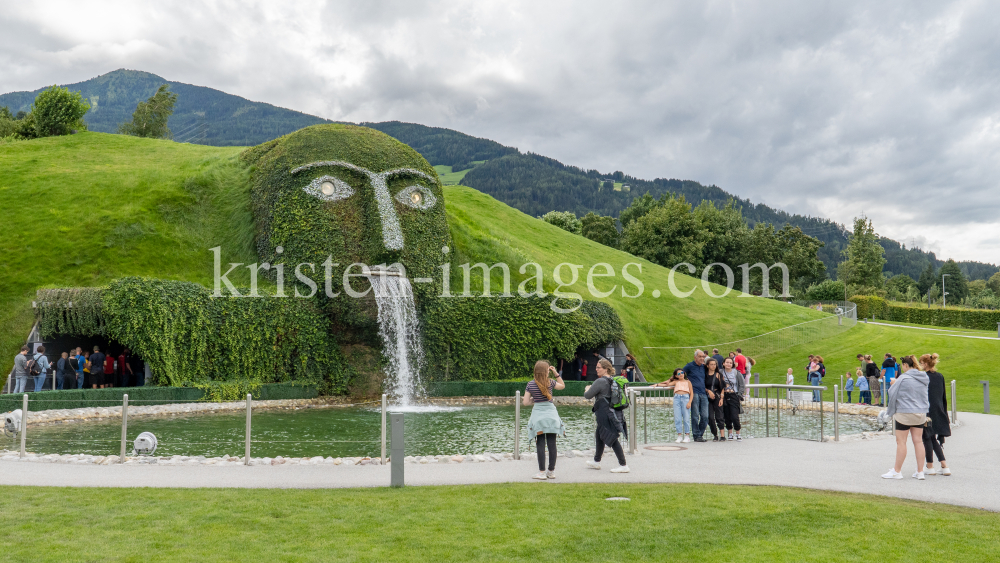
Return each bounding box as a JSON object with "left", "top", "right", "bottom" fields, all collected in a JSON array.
[
  {"left": 584, "top": 358, "right": 630, "bottom": 473},
  {"left": 919, "top": 353, "right": 951, "bottom": 476},
  {"left": 720, "top": 357, "right": 745, "bottom": 441},
  {"left": 523, "top": 360, "right": 566, "bottom": 480}
]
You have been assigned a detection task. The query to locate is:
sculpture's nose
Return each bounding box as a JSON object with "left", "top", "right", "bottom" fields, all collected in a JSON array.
[{"left": 369, "top": 172, "right": 404, "bottom": 251}]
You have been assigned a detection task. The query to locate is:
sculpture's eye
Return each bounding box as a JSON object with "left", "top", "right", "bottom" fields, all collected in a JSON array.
[
  {"left": 303, "top": 175, "right": 354, "bottom": 202},
  {"left": 395, "top": 185, "right": 437, "bottom": 210}
]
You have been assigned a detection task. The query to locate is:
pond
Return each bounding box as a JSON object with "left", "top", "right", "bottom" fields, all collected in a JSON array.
[{"left": 10, "top": 404, "right": 880, "bottom": 458}]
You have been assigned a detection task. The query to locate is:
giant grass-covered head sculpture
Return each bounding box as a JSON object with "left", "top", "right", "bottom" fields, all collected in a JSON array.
[{"left": 242, "top": 124, "right": 451, "bottom": 335}]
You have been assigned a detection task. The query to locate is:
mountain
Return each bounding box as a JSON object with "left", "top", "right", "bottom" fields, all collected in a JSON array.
[
  {"left": 4, "top": 71, "right": 995, "bottom": 280},
  {"left": 0, "top": 69, "right": 331, "bottom": 146}
]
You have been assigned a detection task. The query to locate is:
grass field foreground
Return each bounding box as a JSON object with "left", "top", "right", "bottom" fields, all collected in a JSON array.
[{"left": 0, "top": 483, "right": 996, "bottom": 562}]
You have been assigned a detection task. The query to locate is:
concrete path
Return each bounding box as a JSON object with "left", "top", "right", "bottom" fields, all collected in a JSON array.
[{"left": 2, "top": 412, "right": 997, "bottom": 512}]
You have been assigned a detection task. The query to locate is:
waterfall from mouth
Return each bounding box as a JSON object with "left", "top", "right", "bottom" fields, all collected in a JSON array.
[{"left": 368, "top": 274, "right": 425, "bottom": 406}]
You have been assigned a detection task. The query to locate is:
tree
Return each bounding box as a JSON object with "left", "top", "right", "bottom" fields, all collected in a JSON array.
[
  {"left": 118, "top": 84, "right": 178, "bottom": 139},
  {"left": 939, "top": 259, "right": 968, "bottom": 302},
  {"left": 837, "top": 217, "right": 886, "bottom": 288},
  {"left": 887, "top": 274, "right": 916, "bottom": 297},
  {"left": 31, "top": 85, "right": 90, "bottom": 137},
  {"left": 619, "top": 192, "right": 661, "bottom": 230},
  {"left": 776, "top": 225, "right": 827, "bottom": 294},
  {"left": 917, "top": 262, "right": 937, "bottom": 296},
  {"left": 987, "top": 271, "right": 1000, "bottom": 295},
  {"left": 580, "top": 212, "right": 619, "bottom": 248},
  {"left": 541, "top": 211, "right": 581, "bottom": 235},
  {"left": 694, "top": 199, "right": 746, "bottom": 282},
  {"left": 619, "top": 195, "right": 703, "bottom": 268},
  {"left": 0, "top": 106, "right": 12, "bottom": 120}
]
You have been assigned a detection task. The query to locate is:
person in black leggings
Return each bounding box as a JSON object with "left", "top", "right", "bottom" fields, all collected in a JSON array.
[
  {"left": 920, "top": 353, "right": 951, "bottom": 476},
  {"left": 584, "top": 359, "right": 630, "bottom": 473},
  {"left": 720, "top": 358, "right": 745, "bottom": 441},
  {"left": 704, "top": 359, "right": 725, "bottom": 441},
  {"left": 525, "top": 361, "right": 566, "bottom": 480}
]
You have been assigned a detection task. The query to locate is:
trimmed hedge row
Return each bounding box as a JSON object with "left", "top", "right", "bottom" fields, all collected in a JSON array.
[
  {"left": 852, "top": 294, "right": 1000, "bottom": 330},
  {"left": 0, "top": 382, "right": 318, "bottom": 413}
]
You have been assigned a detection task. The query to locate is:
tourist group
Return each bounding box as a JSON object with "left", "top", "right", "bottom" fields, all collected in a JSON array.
[{"left": 11, "top": 345, "right": 144, "bottom": 392}]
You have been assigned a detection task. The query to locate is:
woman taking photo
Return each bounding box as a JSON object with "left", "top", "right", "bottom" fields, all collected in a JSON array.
[
  {"left": 584, "top": 359, "right": 630, "bottom": 473},
  {"left": 524, "top": 361, "right": 566, "bottom": 480},
  {"left": 720, "top": 357, "right": 745, "bottom": 441},
  {"left": 882, "top": 355, "right": 929, "bottom": 480},
  {"left": 920, "top": 353, "right": 951, "bottom": 476},
  {"left": 655, "top": 368, "right": 694, "bottom": 443}
]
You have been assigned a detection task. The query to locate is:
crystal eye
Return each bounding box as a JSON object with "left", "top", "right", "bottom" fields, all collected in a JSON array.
[
  {"left": 303, "top": 175, "right": 354, "bottom": 202},
  {"left": 395, "top": 185, "right": 437, "bottom": 210}
]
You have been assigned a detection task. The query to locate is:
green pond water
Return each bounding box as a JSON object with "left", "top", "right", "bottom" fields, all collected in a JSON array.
[{"left": 11, "top": 404, "right": 878, "bottom": 458}]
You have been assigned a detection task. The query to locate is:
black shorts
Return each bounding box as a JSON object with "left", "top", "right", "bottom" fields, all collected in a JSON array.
[{"left": 894, "top": 420, "right": 927, "bottom": 431}]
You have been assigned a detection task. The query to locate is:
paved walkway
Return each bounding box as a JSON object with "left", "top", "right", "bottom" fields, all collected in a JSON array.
[{"left": 2, "top": 412, "right": 997, "bottom": 512}]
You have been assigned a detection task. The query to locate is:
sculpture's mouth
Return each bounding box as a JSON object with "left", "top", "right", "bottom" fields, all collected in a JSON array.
[{"left": 362, "top": 264, "right": 405, "bottom": 278}]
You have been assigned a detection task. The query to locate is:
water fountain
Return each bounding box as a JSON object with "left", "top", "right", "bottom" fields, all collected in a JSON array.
[{"left": 366, "top": 266, "right": 425, "bottom": 406}]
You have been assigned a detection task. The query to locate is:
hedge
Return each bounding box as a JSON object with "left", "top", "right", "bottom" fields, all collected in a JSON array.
[
  {"left": 420, "top": 296, "right": 625, "bottom": 382},
  {"left": 0, "top": 382, "right": 318, "bottom": 413},
  {"left": 852, "top": 294, "right": 1000, "bottom": 330},
  {"left": 427, "top": 380, "right": 591, "bottom": 397}
]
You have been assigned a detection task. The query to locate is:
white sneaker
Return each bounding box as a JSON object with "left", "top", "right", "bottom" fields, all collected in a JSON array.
[
  {"left": 924, "top": 467, "right": 937, "bottom": 476},
  {"left": 941, "top": 467, "right": 951, "bottom": 476},
  {"left": 675, "top": 436, "right": 683, "bottom": 443},
  {"left": 912, "top": 472, "right": 925, "bottom": 480},
  {"left": 532, "top": 471, "right": 547, "bottom": 480},
  {"left": 881, "top": 469, "right": 903, "bottom": 479},
  {"left": 610, "top": 465, "right": 630, "bottom": 473},
  {"left": 682, "top": 436, "right": 691, "bottom": 443},
  {"left": 586, "top": 460, "right": 601, "bottom": 470},
  {"left": 546, "top": 470, "right": 555, "bottom": 479}
]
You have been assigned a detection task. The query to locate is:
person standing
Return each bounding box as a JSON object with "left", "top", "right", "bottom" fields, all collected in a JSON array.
[
  {"left": 734, "top": 348, "right": 748, "bottom": 377},
  {"left": 711, "top": 349, "right": 726, "bottom": 372},
  {"left": 881, "top": 354, "right": 897, "bottom": 388},
  {"left": 857, "top": 368, "right": 871, "bottom": 404},
  {"left": 118, "top": 349, "right": 133, "bottom": 387},
  {"left": 683, "top": 350, "right": 710, "bottom": 442},
  {"left": 82, "top": 350, "right": 91, "bottom": 388},
  {"left": 808, "top": 357, "right": 822, "bottom": 402},
  {"left": 844, "top": 371, "right": 855, "bottom": 404},
  {"left": 919, "top": 353, "right": 951, "bottom": 476},
  {"left": 89, "top": 346, "right": 106, "bottom": 389},
  {"left": 720, "top": 357, "right": 745, "bottom": 441},
  {"left": 104, "top": 352, "right": 116, "bottom": 388},
  {"left": 623, "top": 353, "right": 637, "bottom": 383},
  {"left": 74, "top": 347, "right": 86, "bottom": 389},
  {"left": 703, "top": 359, "right": 725, "bottom": 442},
  {"left": 655, "top": 368, "right": 694, "bottom": 443},
  {"left": 12, "top": 346, "right": 29, "bottom": 393},
  {"left": 881, "top": 356, "right": 930, "bottom": 480},
  {"left": 31, "top": 346, "right": 51, "bottom": 392},
  {"left": 864, "top": 355, "right": 881, "bottom": 406},
  {"left": 584, "top": 359, "right": 630, "bottom": 473},
  {"left": 56, "top": 351, "right": 72, "bottom": 390},
  {"left": 524, "top": 361, "right": 566, "bottom": 480}
]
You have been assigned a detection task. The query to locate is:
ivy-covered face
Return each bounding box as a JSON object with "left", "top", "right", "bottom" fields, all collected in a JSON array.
[{"left": 244, "top": 124, "right": 451, "bottom": 287}]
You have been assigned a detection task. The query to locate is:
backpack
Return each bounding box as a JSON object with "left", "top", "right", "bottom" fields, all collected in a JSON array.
[
  {"left": 26, "top": 354, "right": 42, "bottom": 377},
  {"left": 610, "top": 375, "right": 630, "bottom": 409}
]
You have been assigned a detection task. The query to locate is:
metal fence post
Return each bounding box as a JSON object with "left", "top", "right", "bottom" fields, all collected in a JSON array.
[
  {"left": 20, "top": 394, "right": 28, "bottom": 459},
  {"left": 833, "top": 386, "right": 839, "bottom": 442},
  {"left": 981, "top": 381, "right": 990, "bottom": 414},
  {"left": 643, "top": 391, "right": 647, "bottom": 446},
  {"left": 513, "top": 391, "right": 521, "bottom": 460},
  {"left": 244, "top": 393, "right": 252, "bottom": 465},
  {"left": 390, "top": 413, "right": 404, "bottom": 487},
  {"left": 840, "top": 374, "right": 844, "bottom": 403},
  {"left": 381, "top": 393, "right": 387, "bottom": 464},
  {"left": 951, "top": 380, "right": 957, "bottom": 424},
  {"left": 776, "top": 388, "right": 781, "bottom": 438},
  {"left": 120, "top": 394, "right": 129, "bottom": 463},
  {"left": 819, "top": 388, "right": 824, "bottom": 442},
  {"left": 753, "top": 373, "right": 759, "bottom": 398},
  {"left": 765, "top": 387, "right": 769, "bottom": 437},
  {"left": 628, "top": 388, "right": 636, "bottom": 453}
]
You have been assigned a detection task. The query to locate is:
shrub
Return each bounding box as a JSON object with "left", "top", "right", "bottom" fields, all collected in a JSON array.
[
  {"left": 541, "top": 211, "right": 582, "bottom": 235},
  {"left": 806, "top": 280, "right": 845, "bottom": 302},
  {"left": 31, "top": 85, "right": 90, "bottom": 137},
  {"left": 851, "top": 295, "right": 887, "bottom": 319},
  {"left": 885, "top": 303, "right": 1000, "bottom": 330}
]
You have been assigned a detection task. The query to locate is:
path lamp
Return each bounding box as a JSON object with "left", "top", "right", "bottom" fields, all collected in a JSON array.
[{"left": 942, "top": 274, "right": 950, "bottom": 308}]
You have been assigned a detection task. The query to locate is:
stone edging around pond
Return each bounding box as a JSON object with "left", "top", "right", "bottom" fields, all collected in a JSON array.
[{"left": 0, "top": 449, "right": 608, "bottom": 466}]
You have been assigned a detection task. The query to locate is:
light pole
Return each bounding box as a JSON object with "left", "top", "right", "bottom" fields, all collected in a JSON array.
[{"left": 942, "top": 273, "right": 950, "bottom": 308}]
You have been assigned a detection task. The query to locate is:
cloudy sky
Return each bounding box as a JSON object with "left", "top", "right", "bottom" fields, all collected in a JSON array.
[{"left": 3, "top": 1, "right": 999, "bottom": 263}]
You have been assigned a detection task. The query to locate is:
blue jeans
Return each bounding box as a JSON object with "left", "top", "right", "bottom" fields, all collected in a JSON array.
[
  {"left": 811, "top": 375, "right": 822, "bottom": 402},
  {"left": 14, "top": 376, "right": 29, "bottom": 393},
  {"left": 673, "top": 393, "right": 691, "bottom": 434},
  {"left": 690, "top": 393, "right": 709, "bottom": 439},
  {"left": 33, "top": 374, "right": 46, "bottom": 392},
  {"left": 76, "top": 372, "right": 85, "bottom": 389},
  {"left": 846, "top": 391, "right": 852, "bottom": 403}
]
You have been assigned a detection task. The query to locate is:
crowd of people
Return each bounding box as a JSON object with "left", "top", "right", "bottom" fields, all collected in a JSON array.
[
  {"left": 10, "top": 345, "right": 144, "bottom": 393},
  {"left": 838, "top": 353, "right": 906, "bottom": 406}
]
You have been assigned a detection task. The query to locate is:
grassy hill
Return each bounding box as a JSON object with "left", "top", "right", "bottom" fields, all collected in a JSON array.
[
  {"left": 1, "top": 132, "right": 996, "bottom": 410},
  {"left": 0, "top": 69, "right": 331, "bottom": 145}
]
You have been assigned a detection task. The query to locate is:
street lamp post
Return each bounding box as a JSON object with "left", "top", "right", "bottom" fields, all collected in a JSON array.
[{"left": 942, "top": 274, "right": 950, "bottom": 309}]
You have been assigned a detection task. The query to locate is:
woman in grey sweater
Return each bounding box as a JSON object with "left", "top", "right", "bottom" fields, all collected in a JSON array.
[{"left": 881, "top": 355, "right": 929, "bottom": 480}]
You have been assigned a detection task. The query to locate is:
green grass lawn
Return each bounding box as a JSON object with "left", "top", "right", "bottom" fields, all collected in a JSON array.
[
  {"left": 434, "top": 164, "right": 473, "bottom": 186},
  {"left": 1, "top": 483, "right": 996, "bottom": 562},
  {"left": 757, "top": 322, "right": 1000, "bottom": 413}
]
